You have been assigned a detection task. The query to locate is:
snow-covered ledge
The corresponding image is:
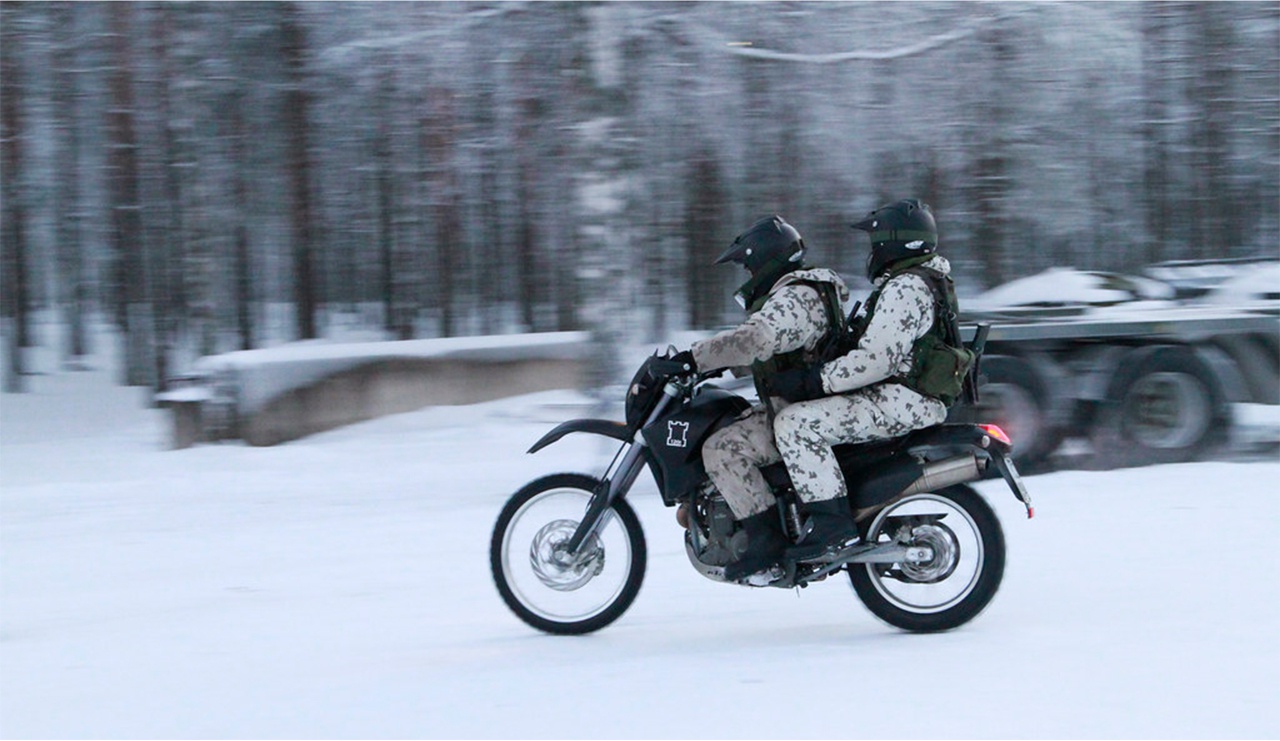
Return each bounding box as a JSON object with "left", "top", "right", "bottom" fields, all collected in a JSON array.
[{"left": 159, "top": 332, "right": 589, "bottom": 447}]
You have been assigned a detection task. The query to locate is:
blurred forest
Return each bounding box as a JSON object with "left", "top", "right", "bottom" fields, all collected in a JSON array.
[{"left": 1, "top": 1, "right": 1278, "bottom": 392}]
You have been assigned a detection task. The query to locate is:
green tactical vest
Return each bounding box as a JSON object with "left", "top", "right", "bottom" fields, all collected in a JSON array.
[
  {"left": 851, "top": 257, "right": 974, "bottom": 407},
  {"left": 749, "top": 277, "right": 845, "bottom": 405}
]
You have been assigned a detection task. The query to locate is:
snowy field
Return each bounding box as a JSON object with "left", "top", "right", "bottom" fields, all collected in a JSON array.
[{"left": 2, "top": 336, "right": 1279, "bottom": 739}]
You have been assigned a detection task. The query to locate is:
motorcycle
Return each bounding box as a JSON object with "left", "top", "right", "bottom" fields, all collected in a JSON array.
[{"left": 490, "top": 329, "right": 1033, "bottom": 635}]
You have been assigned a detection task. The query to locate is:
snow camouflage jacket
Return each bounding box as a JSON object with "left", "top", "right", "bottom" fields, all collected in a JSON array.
[
  {"left": 821, "top": 255, "right": 952, "bottom": 397},
  {"left": 691, "top": 268, "right": 850, "bottom": 399}
]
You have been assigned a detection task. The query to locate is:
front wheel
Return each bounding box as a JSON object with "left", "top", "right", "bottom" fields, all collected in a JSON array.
[
  {"left": 491, "top": 473, "right": 646, "bottom": 635},
  {"left": 849, "top": 484, "right": 1005, "bottom": 632}
]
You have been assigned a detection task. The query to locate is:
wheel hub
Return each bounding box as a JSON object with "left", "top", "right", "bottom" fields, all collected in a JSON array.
[
  {"left": 529, "top": 519, "right": 605, "bottom": 592},
  {"left": 898, "top": 524, "right": 959, "bottom": 583}
]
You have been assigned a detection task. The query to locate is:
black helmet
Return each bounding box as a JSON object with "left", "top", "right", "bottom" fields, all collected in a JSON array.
[
  {"left": 852, "top": 198, "right": 938, "bottom": 280},
  {"left": 717, "top": 215, "right": 807, "bottom": 308}
]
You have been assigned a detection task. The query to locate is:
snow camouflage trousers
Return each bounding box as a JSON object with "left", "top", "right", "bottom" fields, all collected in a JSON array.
[{"left": 703, "top": 384, "right": 946, "bottom": 520}]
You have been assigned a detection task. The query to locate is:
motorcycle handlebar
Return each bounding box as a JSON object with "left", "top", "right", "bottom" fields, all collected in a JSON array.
[
  {"left": 646, "top": 359, "right": 725, "bottom": 386},
  {"left": 647, "top": 358, "right": 694, "bottom": 377}
]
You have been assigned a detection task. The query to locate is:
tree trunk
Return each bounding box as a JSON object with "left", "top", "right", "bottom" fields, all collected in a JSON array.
[
  {"left": 230, "top": 83, "right": 254, "bottom": 351},
  {"left": 1, "top": 2, "right": 30, "bottom": 392},
  {"left": 423, "top": 88, "right": 459, "bottom": 338},
  {"left": 53, "top": 3, "right": 90, "bottom": 366},
  {"left": 107, "top": 3, "right": 153, "bottom": 387},
  {"left": 281, "top": 2, "right": 318, "bottom": 340},
  {"left": 969, "top": 16, "right": 1015, "bottom": 288},
  {"left": 685, "top": 149, "right": 727, "bottom": 330},
  {"left": 1141, "top": 4, "right": 1175, "bottom": 266}
]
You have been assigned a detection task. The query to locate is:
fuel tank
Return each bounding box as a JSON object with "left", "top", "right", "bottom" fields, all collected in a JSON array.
[{"left": 642, "top": 388, "right": 750, "bottom": 505}]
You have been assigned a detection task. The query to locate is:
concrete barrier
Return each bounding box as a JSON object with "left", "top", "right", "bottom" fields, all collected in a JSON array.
[
  {"left": 239, "top": 355, "right": 583, "bottom": 446},
  {"left": 164, "top": 332, "right": 589, "bottom": 447}
]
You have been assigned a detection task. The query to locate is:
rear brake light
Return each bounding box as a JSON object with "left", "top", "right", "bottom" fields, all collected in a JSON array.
[{"left": 978, "top": 424, "right": 1012, "bottom": 446}]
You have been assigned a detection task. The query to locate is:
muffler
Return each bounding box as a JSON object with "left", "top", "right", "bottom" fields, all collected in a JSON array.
[{"left": 854, "top": 453, "right": 985, "bottom": 521}]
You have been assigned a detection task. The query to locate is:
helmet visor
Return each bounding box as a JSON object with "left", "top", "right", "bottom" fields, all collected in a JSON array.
[{"left": 715, "top": 238, "right": 749, "bottom": 266}]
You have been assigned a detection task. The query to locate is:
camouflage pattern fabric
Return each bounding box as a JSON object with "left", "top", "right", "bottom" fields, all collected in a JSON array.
[
  {"left": 702, "top": 406, "right": 784, "bottom": 519},
  {"left": 690, "top": 268, "right": 848, "bottom": 379},
  {"left": 780, "top": 255, "right": 952, "bottom": 503},
  {"left": 692, "top": 268, "right": 847, "bottom": 518},
  {"left": 774, "top": 384, "right": 946, "bottom": 503},
  {"left": 694, "top": 259, "right": 954, "bottom": 513},
  {"left": 820, "top": 256, "right": 952, "bottom": 395}
]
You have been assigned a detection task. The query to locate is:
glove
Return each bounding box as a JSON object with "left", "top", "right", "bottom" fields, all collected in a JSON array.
[
  {"left": 769, "top": 366, "right": 825, "bottom": 403},
  {"left": 671, "top": 350, "right": 698, "bottom": 373}
]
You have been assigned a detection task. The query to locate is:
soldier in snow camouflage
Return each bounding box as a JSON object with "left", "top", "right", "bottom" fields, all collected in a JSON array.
[
  {"left": 692, "top": 267, "right": 850, "bottom": 517},
  {"left": 770, "top": 198, "right": 951, "bottom": 560},
  {"left": 675, "top": 215, "right": 848, "bottom": 580}
]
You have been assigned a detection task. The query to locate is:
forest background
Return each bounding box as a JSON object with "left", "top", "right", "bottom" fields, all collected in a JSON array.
[{"left": 2, "top": 1, "right": 1277, "bottom": 394}]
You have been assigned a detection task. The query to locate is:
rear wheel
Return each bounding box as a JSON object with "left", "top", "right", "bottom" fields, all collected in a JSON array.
[
  {"left": 491, "top": 473, "right": 646, "bottom": 635},
  {"left": 849, "top": 485, "right": 1005, "bottom": 632}
]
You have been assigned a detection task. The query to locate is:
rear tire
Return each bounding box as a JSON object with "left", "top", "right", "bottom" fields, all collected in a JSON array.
[
  {"left": 849, "top": 485, "right": 1005, "bottom": 633},
  {"left": 491, "top": 473, "right": 646, "bottom": 635}
]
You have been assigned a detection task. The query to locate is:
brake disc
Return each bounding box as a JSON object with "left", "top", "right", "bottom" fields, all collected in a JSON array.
[{"left": 529, "top": 519, "right": 605, "bottom": 592}]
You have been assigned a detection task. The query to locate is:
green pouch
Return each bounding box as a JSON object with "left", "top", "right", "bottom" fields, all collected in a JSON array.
[{"left": 905, "top": 333, "right": 976, "bottom": 407}]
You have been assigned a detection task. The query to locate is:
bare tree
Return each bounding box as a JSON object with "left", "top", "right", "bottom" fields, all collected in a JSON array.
[
  {"left": 52, "top": 2, "right": 91, "bottom": 366},
  {"left": 685, "top": 147, "right": 728, "bottom": 330},
  {"left": 3, "top": 2, "right": 1277, "bottom": 391},
  {"left": 281, "top": 2, "right": 318, "bottom": 340},
  {"left": 104, "top": 3, "right": 153, "bottom": 386},
  {"left": 967, "top": 13, "right": 1016, "bottom": 288},
  {"left": 1, "top": 1, "right": 31, "bottom": 392}
]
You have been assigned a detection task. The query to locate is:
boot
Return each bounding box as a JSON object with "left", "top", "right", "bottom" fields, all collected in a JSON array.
[
  {"left": 723, "top": 510, "right": 788, "bottom": 581},
  {"left": 786, "top": 497, "right": 858, "bottom": 561}
]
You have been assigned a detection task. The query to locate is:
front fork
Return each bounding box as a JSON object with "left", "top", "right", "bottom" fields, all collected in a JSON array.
[
  {"left": 564, "top": 381, "right": 682, "bottom": 555},
  {"left": 564, "top": 439, "right": 649, "bottom": 554}
]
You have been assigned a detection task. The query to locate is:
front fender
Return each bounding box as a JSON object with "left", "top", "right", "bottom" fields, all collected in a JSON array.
[{"left": 528, "top": 419, "right": 633, "bottom": 454}]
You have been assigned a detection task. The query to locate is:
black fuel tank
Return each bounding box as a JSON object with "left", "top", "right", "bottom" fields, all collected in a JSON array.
[{"left": 642, "top": 388, "right": 750, "bottom": 505}]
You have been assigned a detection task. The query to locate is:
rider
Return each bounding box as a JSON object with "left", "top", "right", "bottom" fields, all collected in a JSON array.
[
  {"left": 768, "top": 198, "right": 955, "bottom": 560},
  {"left": 672, "top": 215, "right": 848, "bottom": 581}
]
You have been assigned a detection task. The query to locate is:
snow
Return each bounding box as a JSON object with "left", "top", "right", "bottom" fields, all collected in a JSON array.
[
  {"left": 1202, "top": 262, "right": 1280, "bottom": 306},
  {"left": 964, "top": 267, "right": 1176, "bottom": 312},
  {"left": 2, "top": 341, "right": 1279, "bottom": 739}
]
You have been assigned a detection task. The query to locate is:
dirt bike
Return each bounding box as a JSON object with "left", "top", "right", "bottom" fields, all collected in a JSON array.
[{"left": 490, "top": 332, "right": 1033, "bottom": 636}]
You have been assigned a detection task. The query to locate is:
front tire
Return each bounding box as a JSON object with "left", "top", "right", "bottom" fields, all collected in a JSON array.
[
  {"left": 849, "top": 485, "right": 1005, "bottom": 632},
  {"left": 491, "top": 473, "right": 646, "bottom": 635}
]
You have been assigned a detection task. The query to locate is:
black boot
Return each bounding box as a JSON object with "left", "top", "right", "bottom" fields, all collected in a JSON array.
[
  {"left": 723, "top": 510, "right": 788, "bottom": 581},
  {"left": 786, "top": 497, "right": 858, "bottom": 561}
]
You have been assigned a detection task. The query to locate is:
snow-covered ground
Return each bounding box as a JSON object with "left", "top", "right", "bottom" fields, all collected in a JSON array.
[{"left": 2, "top": 335, "right": 1278, "bottom": 739}]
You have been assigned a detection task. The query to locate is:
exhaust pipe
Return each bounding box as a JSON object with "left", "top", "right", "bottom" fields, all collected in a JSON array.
[
  {"left": 855, "top": 454, "right": 985, "bottom": 521},
  {"left": 900, "top": 454, "right": 984, "bottom": 498}
]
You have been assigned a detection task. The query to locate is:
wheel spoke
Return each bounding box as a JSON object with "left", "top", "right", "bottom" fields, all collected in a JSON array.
[
  {"left": 860, "top": 493, "right": 985, "bottom": 615},
  {"left": 491, "top": 474, "right": 646, "bottom": 634}
]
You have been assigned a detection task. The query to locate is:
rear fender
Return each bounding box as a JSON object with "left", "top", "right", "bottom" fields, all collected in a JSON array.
[
  {"left": 848, "top": 423, "right": 1033, "bottom": 517},
  {"left": 528, "top": 419, "right": 632, "bottom": 454}
]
